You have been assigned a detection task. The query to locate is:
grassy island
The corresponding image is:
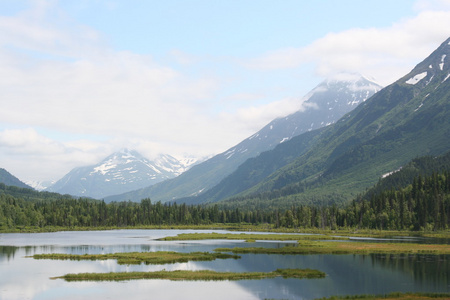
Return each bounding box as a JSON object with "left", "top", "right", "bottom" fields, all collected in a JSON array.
[
  {"left": 215, "top": 240, "right": 450, "bottom": 255},
  {"left": 52, "top": 268, "right": 326, "bottom": 282},
  {"left": 32, "top": 251, "right": 240, "bottom": 265},
  {"left": 158, "top": 232, "right": 349, "bottom": 242}
]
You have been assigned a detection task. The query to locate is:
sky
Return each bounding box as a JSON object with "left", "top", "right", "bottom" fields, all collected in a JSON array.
[{"left": 1, "top": 0, "right": 450, "bottom": 184}]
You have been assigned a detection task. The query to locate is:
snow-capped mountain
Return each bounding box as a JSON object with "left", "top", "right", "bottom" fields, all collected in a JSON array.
[
  {"left": 173, "top": 38, "right": 450, "bottom": 206},
  {"left": 105, "top": 74, "right": 382, "bottom": 203},
  {"left": 225, "top": 74, "right": 382, "bottom": 157},
  {"left": 46, "top": 149, "right": 201, "bottom": 199},
  {"left": 26, "top": 180, "right": 55, "bottom": 191}
]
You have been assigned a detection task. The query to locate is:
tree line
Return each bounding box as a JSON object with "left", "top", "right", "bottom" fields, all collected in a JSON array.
[{"left": 0, "top": 170, "right": 449, "bottom": 231}]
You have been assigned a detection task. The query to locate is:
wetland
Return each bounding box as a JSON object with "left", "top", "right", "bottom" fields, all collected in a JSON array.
[{"left": 0, "top": 229, "right": 449, "bottom": 300}]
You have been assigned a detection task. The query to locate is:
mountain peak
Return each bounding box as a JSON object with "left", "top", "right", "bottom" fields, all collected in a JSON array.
[
  {"left": 325, "top": 73, "right": 379, "bottom": 85},
  {"left": 303, "top": 74, "right": 382, "bottom": 104},
  {"left": 105, "top": 73, "right": 382, "bottom": 203}
]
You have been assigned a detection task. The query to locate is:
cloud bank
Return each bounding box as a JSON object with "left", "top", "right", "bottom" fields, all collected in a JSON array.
[{"left": 1, "top": 1, "right": 450, "bottom": 182}]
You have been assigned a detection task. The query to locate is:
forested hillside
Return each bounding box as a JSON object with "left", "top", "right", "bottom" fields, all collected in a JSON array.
[
  {"left": 1, "top": 152, "right": 449, "bottom": 231},
  {"left": 0, "top": 168, "right": 32, "bottom": 189},
  {"left": 192, "top": 37, "right": 450, "bottom": 208}
]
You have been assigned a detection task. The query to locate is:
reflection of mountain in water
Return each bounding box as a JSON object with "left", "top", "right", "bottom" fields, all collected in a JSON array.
[
  {"left": 192, "top": 250, "right": 449, "bottom": 299},
  {"left": 1, "top": 236, "right": 448, "bottom": 300}
]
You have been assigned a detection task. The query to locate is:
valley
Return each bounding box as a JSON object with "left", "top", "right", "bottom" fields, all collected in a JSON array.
[{"left": 0, "top": 37, "right": 449, "bottom": 300}]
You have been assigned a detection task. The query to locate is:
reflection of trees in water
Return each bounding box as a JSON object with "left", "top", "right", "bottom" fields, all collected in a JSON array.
[
  {"left": 369, "top": 253, "right": 449, "bottom": 286},
  {"left": 0, "top": 244, "right": 156, "bottom": 262},
  {"left": 0, "top": 246, "right": 19, "bottom": 261}
]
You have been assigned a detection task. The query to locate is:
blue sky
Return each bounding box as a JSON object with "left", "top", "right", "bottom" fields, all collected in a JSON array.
[{"left": 1, "top": 0, "right": 450, "bottom": 183}]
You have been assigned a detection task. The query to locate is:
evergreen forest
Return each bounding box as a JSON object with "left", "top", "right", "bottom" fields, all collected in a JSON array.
[{"left": 1, "top": 153, "right": 449, "bottom": 232}]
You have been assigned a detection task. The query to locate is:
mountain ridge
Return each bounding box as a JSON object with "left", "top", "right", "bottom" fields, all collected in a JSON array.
[
  {"left": 0, "top": 168, "right": 33, "bottom": 189},
  {"left": 211, "top": 37, "right": 450, "bottom": 208},
  {"left": 46, "top": 149, "right": 201, "bottom": 199},
  {"left": 105, "top": 74, "right": 381, "bottom": 203}
]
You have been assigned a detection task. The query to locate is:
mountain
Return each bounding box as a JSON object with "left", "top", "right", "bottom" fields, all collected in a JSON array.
[
  {"left": 105, "top": 75, "right": 381, "bottom": 203},
  {"left": 46, "top": 149, "right": 200, "bottom": 199},
  {"left": 361, "top": 150, "right": 450, "bottom": 202},
  {"left": 0, "top": 168, "right": 33, "bottom": 189},
  {"left": 207, "top": 37, "right": 450, "bottom": 209},
  {"left": 26, "top": 180, "right": 55, "bottom": 191}
]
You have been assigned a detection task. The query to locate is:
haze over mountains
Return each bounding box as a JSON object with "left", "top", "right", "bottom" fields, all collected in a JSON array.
[
  {"left": 2, "top": 73, "right": 381, "bottom": 201},
  {"left": 1, "top": 38, "right": 449, "bottom": 211},
  {"left": 105, "top": 74, "right": 382, "bottom": 203},
  {"left": 202, "top": 37, "right": 450, "bottom": 208},
  {"left": 105, "top": 37, "right": 450, "bottom": 208}
]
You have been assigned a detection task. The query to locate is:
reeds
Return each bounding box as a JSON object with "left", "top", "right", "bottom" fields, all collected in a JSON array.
[
  {"left": 52, "top": 268, "right": 326, "bottom": 282},
  {"left": 215, "top": 240, "right": 450, "bottom": 255},
  {"left": 158, "top": 232, "right": 348, "bottom": 242},
  {"left": 33, "top": 251, "right": 240, "bottom": 265}
]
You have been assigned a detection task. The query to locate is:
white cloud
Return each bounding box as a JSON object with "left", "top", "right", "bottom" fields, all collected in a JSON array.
[
  {"left": 246, "top": 9, "right": 450, "bottom": 86},
  {"left": 219, "top": 96, "right": 308, "bottom": 134},
  {"left": 0, "top": 128, "right": 109, "bottom": 181},
  {"left": 0, "top": 3, "right": 222, "bottom": 161},
  {"left": 2, "top": 1, "right": 450, "bottom": 183},
  {"left": 0, "top": 128, "right": 63, "bottom": 154},
  {"left": 414, "top": 0, "right": 450, "bottom": 11}
]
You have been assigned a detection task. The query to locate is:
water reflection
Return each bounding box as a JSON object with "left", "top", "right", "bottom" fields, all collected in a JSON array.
[
  {"left": 370, "top": 253, "right": 449, "bottom": 287},
  {"left": 0, "top": 246, "right": 18, "bottom": 262},
  {"left": 0, "top": 230, "right": 448, "bottom": 300}
]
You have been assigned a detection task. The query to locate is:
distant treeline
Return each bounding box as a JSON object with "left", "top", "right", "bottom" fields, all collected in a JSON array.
[{"left": 0, "top": 170, "right": 449, "bottom": 231}]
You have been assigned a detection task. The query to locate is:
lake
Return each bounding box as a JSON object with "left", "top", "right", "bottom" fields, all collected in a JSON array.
[{"left": 0, "top": 229, "right": 448, "bottom": 300}]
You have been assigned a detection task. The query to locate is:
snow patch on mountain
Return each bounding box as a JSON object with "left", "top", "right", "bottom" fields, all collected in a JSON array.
[
  {"left": 405, "top": 72, "right": 427, "bottom": 85},
  {"left": 443, "top": 73, "right": 450, "bottom": 82},
  {"left": 381, "top": 167, "right": 402, "bottom": 179},
  {"left": 26, "top": 180, "right": 55, "bottom": 191},
  {"left": 440, "top": 54, "right": 446, "bottom": 71}
]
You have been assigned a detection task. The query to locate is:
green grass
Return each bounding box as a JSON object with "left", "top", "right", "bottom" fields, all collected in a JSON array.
[
  {"left": 32, "top": 251, "right": 240, "bottom": 265},
  {"left": 52, "top": 268, "right": 326, "bottom": 282},
  {"left": 158, "top": 232, "right": 349, "bottom": 242},
  {"left": 215, "top": 240, "right": 450, "bottom": 255},
  {"left": 2, "top": 224, "right": 448, "bottom": 241}
]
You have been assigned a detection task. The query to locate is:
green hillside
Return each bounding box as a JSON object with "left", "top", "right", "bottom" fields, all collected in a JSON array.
[
  {"left": 0, "top": 168, "right": 32, "bottom": 189},
  {"left": 196, "top": 37, "right": 450, "bottom": 209},
  {"left": 2, "top": 152, "right": 448, "bottom": 231}
]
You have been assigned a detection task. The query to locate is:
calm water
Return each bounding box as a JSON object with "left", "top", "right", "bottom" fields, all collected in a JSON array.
[{"left": 0, "top": 229, "right": 448, "bottom": 300}]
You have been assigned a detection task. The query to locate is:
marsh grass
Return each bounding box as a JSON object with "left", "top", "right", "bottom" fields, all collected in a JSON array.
[
  {"left": 158, "top": 232, "right": 349, "bottom": 242},
  {"left": 52, "top": 268, "right": 326, "bottom": 282},
  {"left": 32, "top": 251, "right": 240, "bottom": 265},
  {"left": 215, "top": 240, "right": 450, "bottom": 255},
  {"left": 3, "top": 224, "right": 448, "bottom": 241}
]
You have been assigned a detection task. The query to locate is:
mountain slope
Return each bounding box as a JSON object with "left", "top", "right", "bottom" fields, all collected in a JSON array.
[
  {"left": 175, "top": 128, "right": 326, "bottom": 205},
  {"left": 0, "top": 168, "right": 32, "bottom": 189},
  {"left": 46, "top": 149, "right": 199, "bottom": 199},
  {"left": 106, "top": 75, "right": 381, "bottom": 203},
  {"left": 215, "top": 37, "right": 450, "bottom": 208},
  {"left": 361, "top": 150, "right": 450, "bottom": 201}
]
